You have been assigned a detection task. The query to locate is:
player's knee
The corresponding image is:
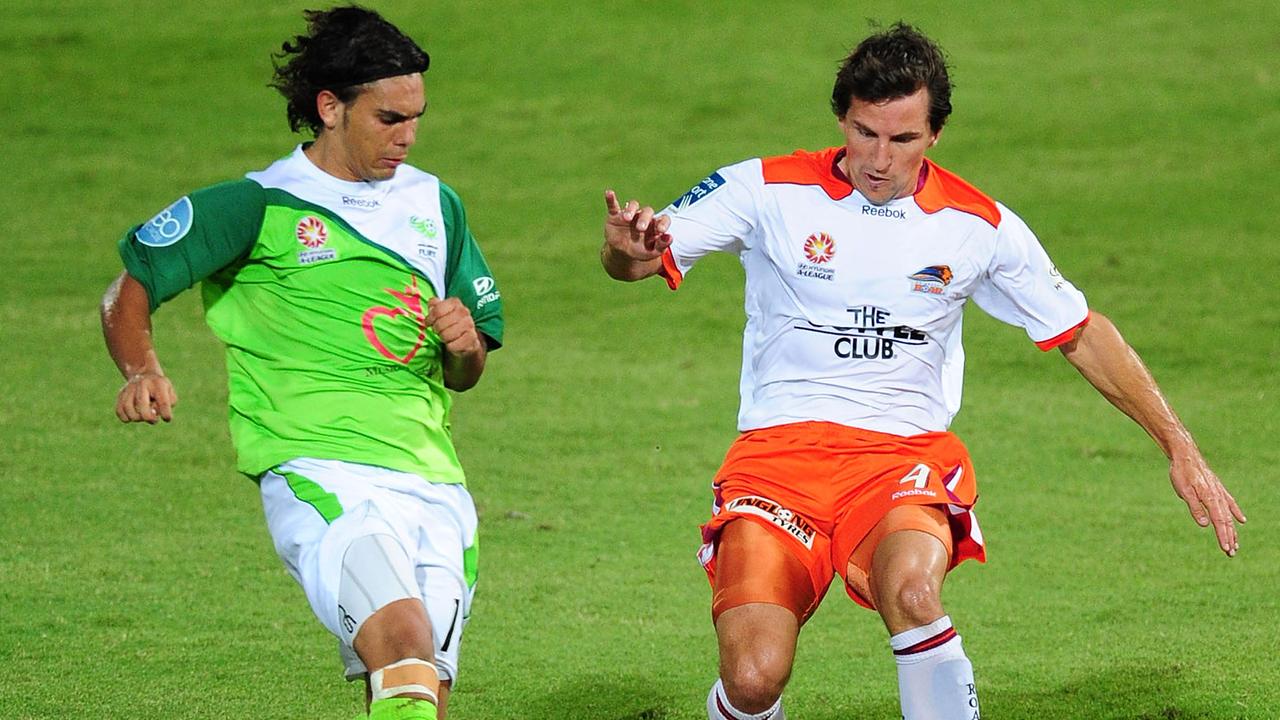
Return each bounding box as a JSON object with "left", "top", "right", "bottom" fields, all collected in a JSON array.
[
  {"left": 340, "top": 534, "right": 431, "bottom": 663},
  {"left": 721, "top": 653, "right": 790, "bottom": 712},
  {"left": 362, "top": 598, "right": 434, "bottom": 660},
  {"left": 877, "top": 572, "right": 943, "bottom": 627}
]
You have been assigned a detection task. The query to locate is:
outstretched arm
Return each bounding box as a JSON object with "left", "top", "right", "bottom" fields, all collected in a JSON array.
[
  {"left": 1059, "top": 311, "right": 1245, "bottom": 556},
  {"left": 599, "top": 190, "right": 672, "bottom": 282},
  {"left": 101, "top": 271, "right": 178, "bottom": 424}
]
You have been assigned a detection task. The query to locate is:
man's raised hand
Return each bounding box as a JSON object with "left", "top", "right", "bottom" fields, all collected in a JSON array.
[{"left": 604, "top": 190, "right": 672, "bottom": 261}]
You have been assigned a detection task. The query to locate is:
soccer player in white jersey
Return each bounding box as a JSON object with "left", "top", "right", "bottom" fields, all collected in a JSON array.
[
  {"left": 101, "top": 8, "right": 502, "bottom": 720},
  {"left": 600, "top": 22, "right": 1244, "bottom": 720}
]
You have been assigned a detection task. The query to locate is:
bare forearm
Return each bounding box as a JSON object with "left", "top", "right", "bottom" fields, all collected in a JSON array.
[
  {"left": 600, "top": 242, "right": 662, "bottom": 282},
  {"left": 1060, "top": 312, "right": 1193, "bottom": 458},
  {"left": 101, "top": 272, "right": 165, "bottom": 379},
  {"left": 442, "top": 345, "right": 486, "bottom": 392}
]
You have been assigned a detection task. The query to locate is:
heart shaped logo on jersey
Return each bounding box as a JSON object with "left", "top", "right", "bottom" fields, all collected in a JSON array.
[{"left": 361, "top": 277, "right": 428, "bottom": 364}]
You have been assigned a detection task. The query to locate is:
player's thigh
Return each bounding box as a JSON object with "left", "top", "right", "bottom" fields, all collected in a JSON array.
[
  {"left": 336, "top": 480, "right": 477, "bottom": 683},
  {"left": 713, "top": 518, "right": 825, "bottom": 623},
  {"left": 844, "top": 504, "right": 952, "bottom": 616},
  {"left": 405, "top": 482, "right": 478, "bottom": 684},
  {"left": 258, "top": 463, "right": 401, "bottom": 633}
]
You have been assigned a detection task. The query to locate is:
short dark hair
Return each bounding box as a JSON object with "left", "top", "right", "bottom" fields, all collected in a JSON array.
[
  {"left": 270, "top": 5, "right": 430, "bottom": 135},
  {"left": 830, "top": 22, "right": 952, "bottom": 133}
]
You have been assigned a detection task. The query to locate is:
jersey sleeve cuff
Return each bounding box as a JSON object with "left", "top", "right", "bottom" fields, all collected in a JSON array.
[
  {"left": 117, "top": 228, "right": 162, "bottom": 312},
  {"left": 658, "top": 248, "right": 683, "bottom": 291},
  {"left": 1034, "top": 310, "right": 1092, "bottom": 351}
]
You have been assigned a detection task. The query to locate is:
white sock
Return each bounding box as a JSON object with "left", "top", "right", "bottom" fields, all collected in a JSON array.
[
  {"left": 706, "top": 678, "right": 786, "bottom": 720},
  {"left": 890, "top": 615, "right": 980, "bottom": 720}
]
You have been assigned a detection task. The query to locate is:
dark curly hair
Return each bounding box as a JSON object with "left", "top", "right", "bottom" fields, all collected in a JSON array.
[
  {"left": 831, "top": 22, "right": 952, "bottom": 133},
  {"left": 270, "top": 6, "right": 430, "bottom": 135}
]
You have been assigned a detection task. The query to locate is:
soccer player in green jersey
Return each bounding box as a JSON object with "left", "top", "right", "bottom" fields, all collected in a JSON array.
[{"left": 100, "top": 8, "right": 502, "bottom": 719}]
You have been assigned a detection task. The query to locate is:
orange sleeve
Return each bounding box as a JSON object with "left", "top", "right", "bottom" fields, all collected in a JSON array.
[
  {"left": 1035, "top": 311, "right": 1092, "bottom": 351},
  {"left": 658, "top": 248, "right": 683, "bottom": 291}
]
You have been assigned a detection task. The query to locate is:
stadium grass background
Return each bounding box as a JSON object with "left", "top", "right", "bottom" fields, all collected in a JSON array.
[{"left": 2, "top": 1, "right": 1277, "bottom": 717}]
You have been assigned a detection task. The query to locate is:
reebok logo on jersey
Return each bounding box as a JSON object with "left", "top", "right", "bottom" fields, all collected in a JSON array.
[
  {"left": 862, "top": 205, "right": 907, "bottom": 219},
  {"left": 342, "top": 196, "right": 379, "bottom": 209},
  {"left": 724, "top": 495, "right": 816, "bottom": 549},
  {"left": 909, "top": 265, "right": 952, "bottom": 295},
  {"left": 669, "top": 172, "right": 726, "bottom": 212}
]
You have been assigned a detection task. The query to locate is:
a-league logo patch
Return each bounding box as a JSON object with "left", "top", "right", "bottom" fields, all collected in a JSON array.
[
  {"left": 136, "top": 196, "right": 194, "bottom": 248},
  {"left": 724, "top": 495, "right": 816, "bottom": 549},
  {"left": 795, "top": 231, "right": 837, "bottom": 281},
  {"left": 295, "top": 215, "right": 337, "bottom": 264},
  {"left": 803, "top": 232, "right": 835, "bottom": 264},
  {"left": 296, "top": 216, "right": 329, "bottom": 248}
]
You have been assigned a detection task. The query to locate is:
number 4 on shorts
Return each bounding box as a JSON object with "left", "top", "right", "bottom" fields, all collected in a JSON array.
[{"left": 898, "top": 463, "right": 931, "bottom": 489}]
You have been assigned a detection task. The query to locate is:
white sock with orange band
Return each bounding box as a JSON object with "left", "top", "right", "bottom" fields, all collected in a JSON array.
[
  {"left": 890, "top": 615, "right": 980, "bottom": 720},
  {"left": 706, "top": 679, "right": 786, "bottom": 720}
]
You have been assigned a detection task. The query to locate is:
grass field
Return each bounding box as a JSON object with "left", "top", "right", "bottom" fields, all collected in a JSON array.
[{"left": 2, "top": 1, "right": 1278, "bottom": 718}]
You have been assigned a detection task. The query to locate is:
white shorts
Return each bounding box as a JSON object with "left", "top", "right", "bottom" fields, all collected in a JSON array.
[{"left": 259, "top": 458, "right": 478, "bottom": 682}]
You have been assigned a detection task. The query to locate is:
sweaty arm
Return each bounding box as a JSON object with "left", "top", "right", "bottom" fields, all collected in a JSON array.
[
  {"left": 102, "top": 180, "right": 265, "bottom": 424},
  {"left": 1059, "top": 312, "right": 1246, "bottom": 556},
  {"left": 102, "top": 271, "right": 177, "bottom": 424}
]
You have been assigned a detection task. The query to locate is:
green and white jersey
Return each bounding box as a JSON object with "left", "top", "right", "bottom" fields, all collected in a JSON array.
[{"left": 119, "top": 145, "right": 504, "bottom": 483}]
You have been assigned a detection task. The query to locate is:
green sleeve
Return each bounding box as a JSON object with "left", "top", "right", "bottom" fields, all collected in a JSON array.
[
  {"left": 441, "top": 182, "right": 504, "bottom": 349},
  {"left": 118, "top": 179, "right": 266, "bottom": 311}
]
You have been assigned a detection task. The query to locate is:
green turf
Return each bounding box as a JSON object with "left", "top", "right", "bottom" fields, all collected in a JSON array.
[{"left": 2, "top": 1, "right": 1278, "bottom": 718}]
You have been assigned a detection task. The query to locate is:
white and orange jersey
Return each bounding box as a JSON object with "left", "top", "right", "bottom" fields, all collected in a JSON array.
[{"left": 659, "top": 147, "right": 1089, "bottom": 436}]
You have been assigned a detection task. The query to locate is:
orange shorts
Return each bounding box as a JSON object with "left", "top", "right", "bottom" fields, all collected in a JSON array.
[{"left": 697, "top": 421, "right": 986, "bottom": 620}]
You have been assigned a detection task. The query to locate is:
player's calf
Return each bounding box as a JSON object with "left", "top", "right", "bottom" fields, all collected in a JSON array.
[
  {"left": 340, "top": 534, "right": 440, "bottom": 717},
  {"left": 890, "top": 615, "right": 979, "bottom": 720}
]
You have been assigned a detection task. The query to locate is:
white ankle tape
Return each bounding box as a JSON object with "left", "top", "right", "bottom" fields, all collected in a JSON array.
[{"left": 370, "top": 657, "right": 438, "bottom": 703}]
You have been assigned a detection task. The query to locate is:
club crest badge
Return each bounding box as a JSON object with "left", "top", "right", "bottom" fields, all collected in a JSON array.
[{"left": 909, "top": 265, "right": 952, "bottom": 295}]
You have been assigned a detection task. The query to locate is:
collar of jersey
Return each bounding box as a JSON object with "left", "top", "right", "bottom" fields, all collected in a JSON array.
[
  {"left": 291, "top": 144, "right": 393, "bottom": 199},
  {"left": 827, "top": 147, "right": 931, "bottom": 205}
]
